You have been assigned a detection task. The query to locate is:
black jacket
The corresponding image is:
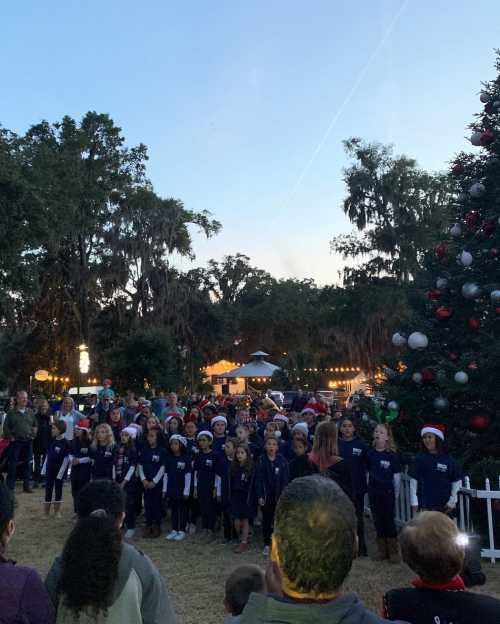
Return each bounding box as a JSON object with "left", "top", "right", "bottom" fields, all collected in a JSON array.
[{"left": 33, "top": 411, "right": 51, "bottom": 453}]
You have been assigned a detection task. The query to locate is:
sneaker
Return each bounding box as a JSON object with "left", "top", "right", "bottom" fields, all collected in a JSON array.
[
  {"left": 188, "top": 523, "right": 197, "bottom": 535},
  {"left": 165, "top": 530, "right": 178, "bottom": 541},
  {"left": 174, "top": 531, "right": 186, "bottom": 541},
  {"left": 262, "top": 545, "right": 270, "bottom": 557},
  {"left": 124, "top": 529, "right": 136, "bottom": 539}
]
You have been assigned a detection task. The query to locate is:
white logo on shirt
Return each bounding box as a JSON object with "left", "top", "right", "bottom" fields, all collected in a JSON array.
[
  {"left": 152, "top": 454, "right": 160, "bottom": 462},
  {"left": 275, "top": 467, "right": 280, "bottom": 475},
  {"left": 177, "top": 462, "right": 185, "bottom": 470},
  {"left": 436, "top": 463, "right": 448, "bottom": 473},
  {"left": 380, "top": 460, "right": 390, "bottom": 470},
  {"left": 104, "top": 451, "right": 112, "bottom": 458},
  {"left": 206, "top": 459, "right": 212, "bottom": 467},
  {"left": 81, "top": 448, "right": 88, "bottom": 454},
  {"left": 352, "top": 448, "right": 362, "bottom": 456},
  {"left": 55, "top": 447, "right": 61, "bottom": 454}
]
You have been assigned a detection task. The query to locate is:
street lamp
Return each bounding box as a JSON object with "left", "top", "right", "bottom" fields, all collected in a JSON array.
[{"left": 77, "top": 344, "right": 90, "bottom": 397}]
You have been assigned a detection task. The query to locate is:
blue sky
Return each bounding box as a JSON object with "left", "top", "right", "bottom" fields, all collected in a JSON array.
[{"left": 3, "top": 1, "right": 500, "bottom": 283}]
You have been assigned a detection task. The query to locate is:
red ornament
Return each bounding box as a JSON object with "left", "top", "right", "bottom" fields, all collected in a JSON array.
[
  {"left": 469, "top": 414, "right": 490, "bottom": 432},
  {"left": 482, "top": 220, "right": 496, "bottom": 236},
  {"left": 468, "top": 317, "right": 481, "bottom": 331},
  {"left": 426, "top": 289, "right": 441, "bottom": 301},
  {"left": 421, "top": 368, "right": 435, "bottom": 382},
  {"left": 436, "top": 306, "right": 453, "bottom": 320},
  {"left": 435, "top": 243, "right": 446, "bottom": 259},
  {"left": 452, "top": 163, "right": 464, "bottom": 176},
  {"left": 467, "top": 361, "right": 479, "bottom": 370},
  {"left": 465, "top": 210, "right": 478, "bottom": 228},
  {"left": 490, "top": 247, "right": 498, "bottom": 258},
  {"left": 485, "top": 101, "right": 494, "bottom": 114},
  {"left": 480, "top": 129, "right": 495, "bottom": 146}
]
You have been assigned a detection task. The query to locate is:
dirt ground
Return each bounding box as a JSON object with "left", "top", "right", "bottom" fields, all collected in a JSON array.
[{"left": 8, "top": 486, "right": 500, "bottom": 624}]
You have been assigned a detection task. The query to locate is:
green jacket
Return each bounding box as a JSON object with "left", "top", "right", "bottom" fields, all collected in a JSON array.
[
  {"left": 240, "top": 592, "right": 408, "bottom": 624},
  {"left": 3, "top": 408, "right": 38, "bottom": 441}
]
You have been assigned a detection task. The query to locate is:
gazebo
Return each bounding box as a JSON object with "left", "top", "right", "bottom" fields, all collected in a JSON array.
[{"left": 223, "top": 351, "right": 281, "bottom": 391}]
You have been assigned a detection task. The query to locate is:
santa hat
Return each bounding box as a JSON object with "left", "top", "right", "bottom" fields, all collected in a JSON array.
[
  {"left": 75, "top": 419, "right": 91, "bottom": 433},
  {"left": 273, "top": 414, "right": 289, "bottom": 424},
  {"left": 301, "top": 408, "right": 316, "bottom": 416},
  {"left": 292, "top": 422, "right": 309, "bottom": 438},
  {"left": 211, "top": 415, "right": 227, "bottom": 427},
  {"left": 122, "top": 426, "right": 138, "bottom": 440},
  {"left": 103, "top": 378, "right": 112, "bottom": 386},
  {"left": 197, "top": 430, "right": 214, "bottom": 441},
  {"left": 169, "top": 434, "right": 187, "bottom": 447},
  {"left": 421, "top": 424, "right": 445, "bottom": 441},
  {"left": 165, "top": 415, "right": 183, "bottom": 424}
]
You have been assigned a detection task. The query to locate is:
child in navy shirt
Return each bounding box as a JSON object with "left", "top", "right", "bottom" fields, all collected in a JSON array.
[
  {"left": 90, "top": 423, "right": 116, "bottom": 480},
  {"left": 69, "top": 420, "right": 92, "bottom": 513},
  {"left": 231, "top": 443, "right": 254, "bottom": 554},
  {"left": 193, "top": 430, "right": 221, "bottom": 538},
  {"left": 217, "top": 438, "right": 237, "bottom": 543},
  {"left": 409, "top": 424, "right": 462, "bottom": 514},
  {"left": 42, "top": 420, "right": 70, "bottom": 518},
  {"left": 164, "top": 434, "right": 191, "bottom": 541},
  {"left": 211, "top": 415, "right": 228, "bottom": 457},
  {"left": 255, "top": 434, "right": 289, "bottom": 556},
  {"left": 235, "top": 424, "right": 262, "bottom": 462},
  {"left": 183, "top": 420, "right": 199, "bottom": 534},
  {"left": 114, "top": 426, "right": 139, "bottom": 538},
  {"left": 366, "top": 423, "right": 401, "bottom": 563},
  {"left": 138, "top": 428, "right": 167, "bottom": 538},
  {"left": 339, "top": 417, "right": 369, "bottom": 556}
]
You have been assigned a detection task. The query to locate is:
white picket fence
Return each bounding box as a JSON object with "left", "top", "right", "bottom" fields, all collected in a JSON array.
[{"left": 395, "top": 473, "right": 500, "bottom": 563}]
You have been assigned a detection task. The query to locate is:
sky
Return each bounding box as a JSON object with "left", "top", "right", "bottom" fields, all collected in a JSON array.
[{"left": 2, "top": 1, "right": 500, "bottom": 284}]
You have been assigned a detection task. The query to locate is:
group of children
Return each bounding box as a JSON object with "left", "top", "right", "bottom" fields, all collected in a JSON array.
[{"left": 41, "top": 398, "right": 461, "bottom": 558}]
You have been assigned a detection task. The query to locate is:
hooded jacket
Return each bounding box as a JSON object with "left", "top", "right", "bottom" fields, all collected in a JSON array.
[{"left": 239, "top": 592, "right": 407, "bottom": 624}]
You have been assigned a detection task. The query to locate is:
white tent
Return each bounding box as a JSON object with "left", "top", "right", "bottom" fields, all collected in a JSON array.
[{"left": 223, "top": 351, "right": 281, "bottom": 379}]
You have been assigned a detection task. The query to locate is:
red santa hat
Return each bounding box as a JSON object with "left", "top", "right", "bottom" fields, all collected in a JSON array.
[
  {"left": 75, "top": 419, "right": 91, "bottom": 433},
  {"left": 421, "top": 423, "right": 445, "bottom": 441}
]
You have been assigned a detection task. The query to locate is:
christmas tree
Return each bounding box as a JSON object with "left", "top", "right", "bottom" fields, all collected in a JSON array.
[{"left": 381, "top": 53, "right": 500, "bottom": 469}]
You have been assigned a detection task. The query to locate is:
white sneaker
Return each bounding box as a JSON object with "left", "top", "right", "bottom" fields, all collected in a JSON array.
[
  {"left": 262, "top": 545, "right": 270, "bottom": 557},
  {"left": 165, "top": 530, "right": 178, "bottom": 540},
  {"left": 188, "top": 523, "right": 197, "bottom": 535},
  {"left": 174, "top": 531, "right": 186, "bottom": 541},
  {"left": 124, "top": 529, "right": 135, "bottom": 539}
]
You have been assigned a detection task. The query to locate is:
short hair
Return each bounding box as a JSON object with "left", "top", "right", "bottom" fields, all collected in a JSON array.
[
  {"left": 400, "top": 511, "right": 464, "bottom": 583},
  {"left": 225, "top": 564, "right": 266, "bottom": 616},
  {"left": 274, "top": 475, "right": 356, "bottom": 594},
  {"left": 54, "top": 420, "right": 67, "bottom": 435}
]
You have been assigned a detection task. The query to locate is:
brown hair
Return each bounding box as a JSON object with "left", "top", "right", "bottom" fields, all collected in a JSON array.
[
  {"left": 312, "top": 421, "right": 339, "bottom": 471},
  {"left": 373, "top": 423, "right": 397, "bottom": 453},
  {"left": 400, "top": 511, "right": 464, "bottom": 583},
  {"left": 54, "top": 420, "right": 67, "bottom": 435},
  {"left": 225, "top": 564, "right": 266, "bottom": 616}
]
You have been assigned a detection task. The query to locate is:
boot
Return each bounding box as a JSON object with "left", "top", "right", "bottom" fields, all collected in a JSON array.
[
  {"left": 372, "top": 537, "right": 389, "bottom": 561},
  {"left": 387, "top": 538, "right": 401, "bottom": 564},
  {"left": 53, "top": 502, "right": 62, "bottom": 519}
]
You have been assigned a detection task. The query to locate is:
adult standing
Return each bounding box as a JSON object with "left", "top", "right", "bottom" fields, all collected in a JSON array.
[
  {"left": 33, "top": 398, "right": 53, "bottom": 487},
  {"left": 0, "top": 483, "right": 55, "bottom": 623},
  {"left": 55, "top": 397, "right": 82, "bottom": 442},
  {"left": 290, "top": 389, "right": 307, "bottom": 415},
  {"left": 4, "top": 390, "right": 37, "bottom": 493},
  {"left": 45, "top": 480, "right": 176, "bottom": 624},
  {"left": 160, "top": 393, "right": 184, "bottom": 423}
]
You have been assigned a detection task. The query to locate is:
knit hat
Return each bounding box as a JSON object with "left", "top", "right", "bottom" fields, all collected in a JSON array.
[
  {"left": 122, "top": 426, "right": 138, "bottom": 440},
  {"left": 75, "top": 419, "right": 91, "bottom": 433},
  {"left": 301, "top": 407, "right": 316, "bottom": 416},
  {"left": 421, "top": 424, "right": 445, "bottom": 441},
  {"left": 292, "top": 422, "right": 309, "bottom": 438},
  {"left": 211, "top": 415, "right": 227, "bottom": 427},
  {"left": 103, "top": 378, "right": 112, "bottom": 386},
  {"left": 197, "top": 430, "right": 214, "bottom": 441},
  {"left": 273, "top": 414, "right": 289, "bottom": 424},
  {"left": 169, "top": 434, "right": 187, "bottom": 447}
]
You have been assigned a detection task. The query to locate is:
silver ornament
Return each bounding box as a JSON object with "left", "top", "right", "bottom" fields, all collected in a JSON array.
[
  {"left": 391, "top": 332, "right": 407, "bottom": 347},
  {"left": 433, "top": 396, "right": 449, "bottom": 411},
  {"left": 387, "top": 401, "right": 399, "bottom": 411},
  {"left": 458, "top": 251, "right": 473, "bottom": 267},
  {"left": 469, "top": 182, "right": 485, "bottom": 198},
  {"left": 461, "top": 282, "right": 481, "bottom": 299},
  {"left": 490, "top": 290, "right": 500, "bottom": 303},
  {"left": 450, "top": 223, "right": 462, "bottom": 237},
  {"left": 412, "top": 372, "right": 423, "bottom": 383},
  {"left": 436, "top": 277, "right": 448, "bottom": 290},
  {"left": 408, "top": 332, "right": 429, "bottom": 350},
  {"left": 470, "top": 131, "right": 483, "bottom": 146},
  {"left": 454, "top": 371, "right": 469, "bottom": 384}
]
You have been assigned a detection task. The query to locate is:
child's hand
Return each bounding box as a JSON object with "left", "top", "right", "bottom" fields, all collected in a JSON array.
[
  {"left": 193, "top": 488, "right": 198, "bottom": 499},
  {"left": 259, "top": 497, "right": 265, "bottom": 507},
  {"left": 142, "top": 479, "right": 149, "bottom": 488},
  {"left": 119, "top": 481, "right": 126, "bottom": 489},
  {"left": 72, "top": 458, "right": 79, "bottom": 466}
]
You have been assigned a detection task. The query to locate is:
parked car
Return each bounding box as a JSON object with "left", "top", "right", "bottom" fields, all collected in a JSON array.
[{"left": 269, "top": 390, "right": 284, "bottom": 407}]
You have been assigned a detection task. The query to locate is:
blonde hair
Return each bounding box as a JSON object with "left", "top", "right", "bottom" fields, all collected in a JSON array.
[
  {"left": 373, "top": 423, "right": 397, "bottom": 453},
  {"left": 92, "top": 423, "right": 114, "bottom": 448},
  {"left": 400, "top": 511, "right": 464, "bottom": 583},
  {"left": 312, "top": 421, "right": 339, "bottom": 472}
]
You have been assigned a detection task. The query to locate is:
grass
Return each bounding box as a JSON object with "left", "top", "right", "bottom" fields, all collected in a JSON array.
[{"left": 8, "top": 486, "right": 500, "bottom": 624}]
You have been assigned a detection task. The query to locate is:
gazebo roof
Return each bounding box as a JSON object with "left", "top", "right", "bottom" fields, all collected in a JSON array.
[{"left": 223, "top": 350, "right": 280, "bottom": 379}]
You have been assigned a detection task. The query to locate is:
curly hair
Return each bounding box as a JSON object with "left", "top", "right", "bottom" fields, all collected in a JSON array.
[{"left": 59, "top": 480, "right": 125, "bottom": 617}]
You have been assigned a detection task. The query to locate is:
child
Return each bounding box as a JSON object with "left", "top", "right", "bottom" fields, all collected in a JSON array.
[
  {"left": 165, "top": 415, "right": 183, "bottom": 440},
  {"left": 97, "top": 378, "right": 115, "bottom": 402},
  {"left": 272, "top": 414, "right": 290, "bottom": 441},
  {"left": 366, "top": 423, "right": 401, "bottom": 563},
  {"left": 235, "top": 424, "right": 262, "bottom": 462},
  {"left": 224, "top": 564, "right": 266, "bottom": 624},
  {"left": 282, "top": 422, "right": 309, "bottom": 461},
  {"left": 69, "top": 420, "right": 92, "bottom": 513},
  {"left": 164, "top": 434, "right": 191, "bottom": 541},
  {"left": 255, "top": 435, "right": 289, "bottom": 556},
  {"left": 138, "top": 429, "right": 167, "bottom": 538},
  {"left": 383, "top": 511, "right": 500, "bottom": 623},
  {"left": 90, "top": 423, "right": 116, "bottom": 480},
  {"left": 409, "top": 424, "right": 462, "bottom": 514},
  {"left": 41, "top": 420, "right": 70, "bottom": 518},
  {"left": 211, "top": 415, "right": 228, "bottom": 456},
  {"left": 114, "top": 426, "right": 138, "bottom": 538},
  {"left": 193, "top": 431, "right": 221, "bottom": 538},
  {"left": 108, "top": 405, "right": 125, "bottom": 444},
  {"left": 288, "top": 437, "right": 315, "bottom": 481},
  {"left": 184, "top": 420, "right": 198, "bottom": 456},
  {"left": 231, "top": 444, "right": 254, "bottom": 553},
  {"left": 218, "top": 438, "right": 237, "bottom": 544},
  {"left": 338, "top": 416, "right": 369, "bottom": 556}
]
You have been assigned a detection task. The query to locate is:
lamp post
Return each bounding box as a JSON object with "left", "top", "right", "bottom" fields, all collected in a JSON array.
[{"left": 77, "top": 344, "right": 90, "bottom": 399}]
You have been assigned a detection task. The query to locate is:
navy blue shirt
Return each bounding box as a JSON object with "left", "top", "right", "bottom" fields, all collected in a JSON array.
[
  {"left": 212, "top": 435, "right": 226, "bottom": 457},
  {"left": 193, "top": 450, "right": 218, "bottom": 495},
  {"left": 255, "top": 453, "right": 289, "bottom": 501},
  {"left": 410, "top": 452, "right": 461, "bottom": 511},
  {"left": 366, "top": 448, "right": 401, "bottom": 490},
  {"left": 91, "top": 444, "right": 116, "bottom": 480},
  {"left": 216, "top": 454, "right": 233, "bottom": 505},
  {"left": 164, "top": 453, "right": 191, "bottom": 498},
  {"left": 139, "top": 445, "right": 167, "bottom": 482},
  {"left": 46, "top": 438, "right": 70, "bottom": 476},
  {"left": 230, "top": 463, "right": 253, "bottom": 496},
  {"left": 70, "top": 440, "right": 92, "bottom": 481},
  {"left": 339, "top": 436, "right": 368, "bottom": 495},
  {"left": 114, "top": 446, "right": 138, "bottom": 484}
]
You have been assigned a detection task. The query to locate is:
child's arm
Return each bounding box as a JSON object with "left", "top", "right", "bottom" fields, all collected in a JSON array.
[
  {"left": 409, "top": 477, "right": 418, "bottom": 508},
  {"left": 138, "top": 464, "right": 146, "bottom": 482},
  {"left": 446, "top": 480, "right": 461, "bottom": 510},
  {"left": 214, "top": 474, "right": 222, "bottom": 499},
  {"left": 152, "top": 465, "right": 165, "bottom": 486},
  {"left": 41, "top": 456, "right": 48, "bottom": 477},
  {"left": 183, "top": 472, "right": 191, "bottom": 498},
  {"left": 163, "top": 473, "right": 168, "bottom": 496},
  {"left": 393, "top": 472, "right": 401, "bottom": 499},
  {"left": 56, "top": 455, "right": 70, "bottom": 481}
]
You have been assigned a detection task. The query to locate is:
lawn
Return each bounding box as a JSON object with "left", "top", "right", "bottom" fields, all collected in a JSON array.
[{"left": 8, "top": 487, "right": 500, "bottom": 624}]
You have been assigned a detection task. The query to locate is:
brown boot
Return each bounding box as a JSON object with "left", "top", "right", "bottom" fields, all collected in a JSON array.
[
  {"left": 142, "top": 526, "right": 152, "bottom": 539},
  {"left": 387, "top": 538, "right": 401, "bottom": 564},
  {"left": 372, "top": 537, "right": 388, "bottom": 561}
]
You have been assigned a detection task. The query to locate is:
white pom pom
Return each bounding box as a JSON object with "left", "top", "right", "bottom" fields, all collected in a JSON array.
[
  {"left": 391, "top": 332, "right": 407, "bottom": 347},
  {"left": 408, "top": 332, "right": 429, "bottom": 350},
  {"left": 454, "top": 371, "right": 469, "bottom": 384},
  {"left": 436, "top": 277, "right": 448, "bottom": 290},
  {"left": 450, "top": 223, "right": 462, "bottom": 237},
  {"left": 470, "top": 131, "right": 483, "bottom": 146},
  {"left": 461, "top": 282, "right": 481, "bottom": 299},
  {"left": 387, "top": 401, "right": 399, "bottom": 411},
  {"left": 412, "top": 372, "right": 423, "bottom": 384},
  {"left": 458, "top": 251, "right": 473, "bottom": 267},
  {"left": 469, "top": 182, "right": 485, "bottom": 198}
]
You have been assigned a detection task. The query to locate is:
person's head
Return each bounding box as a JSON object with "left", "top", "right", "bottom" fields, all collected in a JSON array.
[
  {"left": 167, "top": 416, "right": 182, "bottom": 434},
  {"left": 16, "top": 390, "right": 28, "bottom": 409},
  {"left": 373, "top": 423, "right": 397, "bottom": 452},
  {"left": 141, "top": 405, "right": 152, "bottom": 418},
  {"left": 292, "top": 422, "right": 308, "bottom": 442},
  {"left": 38, "top": 398, "right": 50, "bottom": 414},
  {"left": 224, "top": 438, "right": 236, "bottom": 458},
  {"left": 235, "top": 424, "right": 249, "bottom": 443},
  {"left": 62, "top": 396, "right": 74, "bottom": 413},
  {"left": 146, "top": 416, "right": 160, "bottom": 432},
  {"left": 265, "top": 421, "right": 278, "bottom": 436},
  {"left": 264, "top": 435, "right": 279, "bottom": 456},
  {"left": 109, "top": 406, "right": 122, "bottom": 424},
  {"left": 135, "top": 413, "right": 147, "bottom": 430},
  {"left": 421, "top": 424, "right": 445, "bottom": 455},
  {"left": 102, "top": 397, "right": 111, "bottom": 409},
  {"left": 273, "top": 415, "right": 289, "bottom": 431},
  {"left": 312, "top": 421, "right": 339, "bottom": 471},
  {"left": 94, "top": 423, "right": 114, "bottom": 447},
  {"left": 224, "top": 564, "right": 266, "bottom": 616},
  {"left": 103, "top": 378, "right": 112, "bottom": 389},
  {"left": 272, "top": 476, "right": 357, "bottom": 598},
  {"left": 235, "top": 443, "right": 251, "bottom": 467},
  {"left": 147, "top": 429, "right": 159, "bottom": 448},
  {"left": 168, "top": 392, "right": 178, "bottom": 407},
  {"left": 189, "top": 406, "right": 200, "bottom": 418},
  {"left": 52, "top": 420, "right": 67, "bottom": 438},
  {"left": 197, "top": 431, "right": 213, "bottom": 450},
  {"left": 212, "top": 416, "right": 227, "bottom": 436},
  {"left": 169, "top": 434, "right": 187, "bottom": 456},
  {"left": 339, "top": 417, "right": 356, "bottom": 440},
  {"left": 120, "top": 427, "right": 137, "bottom": 447},
  {"left": 301, "top": 408, "right": 316, "bottom": 426},
  {"left": 400, "top": 511, "right": 465, "bottom": 583},
  {"left": 0, "top": 483, "right": 15, "bottom": 555},
  {"left": 184, "top": 420, "right": 197, "bottom": 438},
  {"left": 292, "top": 437, "right": 307, "bottom": 457},
  {"left": 60, "top": 480, "right": 125, "bottom": 617}
]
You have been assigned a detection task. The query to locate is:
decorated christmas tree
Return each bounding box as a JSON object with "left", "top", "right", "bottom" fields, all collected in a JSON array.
[{"left": 381, "top": 53, "right": 500, "bottom": 468}]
